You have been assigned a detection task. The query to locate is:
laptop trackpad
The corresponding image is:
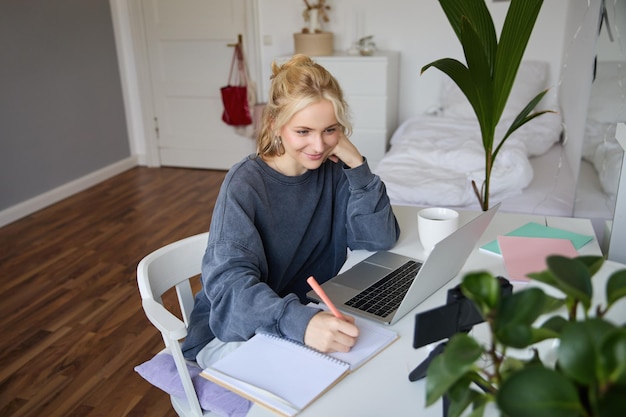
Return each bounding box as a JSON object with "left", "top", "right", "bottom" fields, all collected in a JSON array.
[{"left": 333, "top": 262, "right": 391, "bottom": 290}]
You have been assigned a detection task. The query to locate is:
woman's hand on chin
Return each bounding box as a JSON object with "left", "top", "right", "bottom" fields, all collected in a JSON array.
[{"left": 328, "top": 133, "right": 364, "bottom": 169}]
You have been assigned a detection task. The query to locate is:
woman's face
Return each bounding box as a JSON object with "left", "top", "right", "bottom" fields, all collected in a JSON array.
[{"left": 276, "top": 99, "right": 340, "bottom": 175}]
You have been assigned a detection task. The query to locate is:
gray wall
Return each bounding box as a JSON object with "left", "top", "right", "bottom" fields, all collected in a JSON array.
[{"left": 0, "top": 0, "right": 130, "bottom": 211}]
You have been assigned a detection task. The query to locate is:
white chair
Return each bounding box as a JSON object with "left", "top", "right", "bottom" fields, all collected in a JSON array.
[{"left": 137, "top": 232, "right": 212, "bottom": 417}]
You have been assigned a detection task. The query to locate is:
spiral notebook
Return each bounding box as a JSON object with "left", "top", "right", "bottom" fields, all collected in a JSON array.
[{"left": 201, "top": 317, "right": 398, "bottom": 416}]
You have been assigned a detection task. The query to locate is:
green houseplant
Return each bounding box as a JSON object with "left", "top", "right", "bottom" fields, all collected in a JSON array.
[
  {"left": 425, "top": 255, "right": 626, "bottom": 417},
  {"left": 422, "top": 0, "right": 553, "bottom": 211}
]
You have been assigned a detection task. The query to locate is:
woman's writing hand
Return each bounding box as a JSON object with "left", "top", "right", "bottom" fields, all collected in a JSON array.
[{"left": 304, "top": 311, "right": 359, "bottom": 353}]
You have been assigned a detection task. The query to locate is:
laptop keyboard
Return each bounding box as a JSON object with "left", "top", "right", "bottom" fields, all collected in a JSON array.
[{"left": 345, "top": 260, "right": 421, "bottom": 318}]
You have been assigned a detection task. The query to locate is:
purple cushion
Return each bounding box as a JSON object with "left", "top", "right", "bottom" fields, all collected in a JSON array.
[{"left": 135, "top": 353, "right": 251, "bottom": 417}]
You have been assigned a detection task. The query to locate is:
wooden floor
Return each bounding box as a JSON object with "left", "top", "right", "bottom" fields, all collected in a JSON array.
[{"left": 0, "top": 166, "right": 228, "bottom": 417}]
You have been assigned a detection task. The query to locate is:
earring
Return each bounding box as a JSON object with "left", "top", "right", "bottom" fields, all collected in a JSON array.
[{"left": 274, "top": 136, "right": 283, "bottom": 152}]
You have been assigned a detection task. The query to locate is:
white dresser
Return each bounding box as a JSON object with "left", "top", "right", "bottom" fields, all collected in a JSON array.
[{"left": 278, "top": 51, "right": 400, "bottom": 169}]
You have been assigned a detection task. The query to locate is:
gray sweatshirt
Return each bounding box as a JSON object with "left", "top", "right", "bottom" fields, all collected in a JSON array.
[{"left": 182, "top": 155, "right": 400, "bottom": 360}]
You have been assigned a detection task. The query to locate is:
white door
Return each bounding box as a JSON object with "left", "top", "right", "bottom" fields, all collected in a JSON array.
[{"left": 141, "top": 0, "right": 256, "bottom": 169}]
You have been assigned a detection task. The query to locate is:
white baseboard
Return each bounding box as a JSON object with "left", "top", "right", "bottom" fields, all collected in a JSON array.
[{"left": 0, "top": 156, "right": 139, "bottom": 228}]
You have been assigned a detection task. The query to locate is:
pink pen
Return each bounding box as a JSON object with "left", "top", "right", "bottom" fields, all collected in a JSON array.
[{"left": 307, "top": 276, "right": 347, "bottom": 320}]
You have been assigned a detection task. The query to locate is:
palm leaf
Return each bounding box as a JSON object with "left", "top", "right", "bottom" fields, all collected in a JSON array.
[
  {"left": 459, "top": 16, "right": 495, "bottom": 143},
  {"left": 439, "top": 0, "right": 497, "bottom": 70},
  {"left": 421, "top": 58, "right": 480, "bottom": 111},
  {"left": 493, "top": 89, "right": 554, "bottom": 159},
  {"left": 492, "top": 0, "right": 543, "bottom": 119}
]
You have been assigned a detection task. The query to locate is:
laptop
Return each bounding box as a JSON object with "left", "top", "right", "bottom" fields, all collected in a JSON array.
[{"left": 307, "top": 203, "right": 500, "bottom": 325}]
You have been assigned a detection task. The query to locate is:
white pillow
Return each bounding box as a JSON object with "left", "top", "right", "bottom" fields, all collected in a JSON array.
[{"left": 441, "top": 61, "right": 550, "bottom": 121}]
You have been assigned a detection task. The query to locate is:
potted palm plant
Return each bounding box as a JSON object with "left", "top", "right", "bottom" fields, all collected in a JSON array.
[
  {"left": 421, "top": 0, "right": 553, "bottom": 211},
  {"left": 425, "top": 255, "right": 626, "bottom": 417}
]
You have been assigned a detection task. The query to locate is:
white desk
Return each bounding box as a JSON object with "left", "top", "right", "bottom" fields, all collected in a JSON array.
[{"left": 247, "top": 206, "right": 605, "bottom": 417}]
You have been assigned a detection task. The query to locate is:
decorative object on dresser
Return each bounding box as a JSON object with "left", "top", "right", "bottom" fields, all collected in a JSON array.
[
  {"left": 425, "top": 255, "right": 626, "bottom": 417},
  {"left": 421, "top": 0, "right": 554, "bottom": 211},
  {"left": 356, "top": 35, "right": 377, "bottom": 56},
  {"left": 294, "top": 0, "right": 333, "bottom": 56}
]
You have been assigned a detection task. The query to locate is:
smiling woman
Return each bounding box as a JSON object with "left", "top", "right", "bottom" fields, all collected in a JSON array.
[
  {"left": 257, "top": 55, "right": 365, "bottom": 175},
  {"left": 179, "top": 53, "right": 400, "bottom": 369},
  {"left": 273, "top": 101, "right": 362, "bottom": 175}
]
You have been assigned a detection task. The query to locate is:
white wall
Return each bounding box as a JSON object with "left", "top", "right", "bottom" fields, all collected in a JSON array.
[
  {"left": 0, "top": 0, "right": 132, "bottom": 218},
  {"left": 255, "top": 0, "right": 571, "bottom": 123}
]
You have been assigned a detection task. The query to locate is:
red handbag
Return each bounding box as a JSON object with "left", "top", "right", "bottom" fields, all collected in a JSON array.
[{"left": 221, "top": 45, "right": 252, "bottom": 126}]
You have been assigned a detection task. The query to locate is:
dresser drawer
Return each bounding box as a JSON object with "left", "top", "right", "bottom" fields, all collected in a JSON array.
[
  {"left": 347, "top": 97, "right": 387, "bottom": 129},
  {"left": 315, "top": 60, "right": 388, "bottom": 96}
]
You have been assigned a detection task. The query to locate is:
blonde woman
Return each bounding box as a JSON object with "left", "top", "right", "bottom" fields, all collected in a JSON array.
[{"left": 183, "top": 55, "right": 400, "bottom": 368}]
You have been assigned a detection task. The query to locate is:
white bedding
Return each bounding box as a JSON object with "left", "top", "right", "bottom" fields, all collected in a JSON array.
[{"left": 375, "top": 111, "right": 564, "bottom": 209}]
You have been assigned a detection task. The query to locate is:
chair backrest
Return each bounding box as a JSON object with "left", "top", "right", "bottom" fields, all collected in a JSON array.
[
  {"left": 137, "top": 232, "right": 210, "bottom": 417},
  {"left": 137, "top": 232, "right": 208, "bottom": 326}
]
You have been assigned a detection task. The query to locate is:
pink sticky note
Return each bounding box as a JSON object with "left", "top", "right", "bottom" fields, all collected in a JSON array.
[{"left": 497, "top": 236, "right": 578, "bottom": 282}]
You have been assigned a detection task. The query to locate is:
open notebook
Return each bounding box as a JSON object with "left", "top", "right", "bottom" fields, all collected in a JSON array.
[{"left": 201, "top": 314, "right": 398, "bottom": 416}]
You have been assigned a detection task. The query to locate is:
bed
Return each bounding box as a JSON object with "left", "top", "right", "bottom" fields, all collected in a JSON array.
[{"left": 374, "top": 61, "right": 622, "bottom": 224}]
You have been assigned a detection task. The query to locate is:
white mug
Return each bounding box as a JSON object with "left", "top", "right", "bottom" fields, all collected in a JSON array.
[{"left": 418, "top": 207, "right": 459, "bottom": 253}]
